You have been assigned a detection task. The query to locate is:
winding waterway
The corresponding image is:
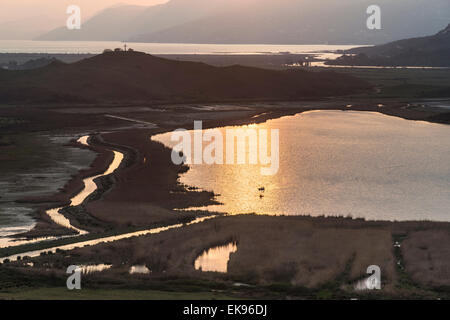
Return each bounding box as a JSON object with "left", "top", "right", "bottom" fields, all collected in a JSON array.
[
  {"left": 0, "top": 136, "right": 124, "bottom": 248},
  {"left": 0, "top": 133, "right": 215, "bottom": 264},
  {"left": 3, "top": 110, "right": 450, "bottom": 265},
  {"left": 45, "top": 136, "right": 124, "bottom": 234},
  {"left": 0, "top": 216, "right": 215, "bottom": 263}
]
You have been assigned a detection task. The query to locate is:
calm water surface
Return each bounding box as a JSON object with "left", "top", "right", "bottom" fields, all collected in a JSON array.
[
  {"left": 0, "top": 136, "right": 124, "bottom": 247},
  {"left": 79, "top": 264, "right": 112, "bottom": 274},
  {"left": 0, "top": 40, "right": 359, "bottom": 55},
  {"left": 129, "top": 265, "right": 151, "bottom": 274},
  {"left": 0, "top": 134, "right": 96, "bottom": 240},
  {"left": 195, "top": 243, "right": 238, "bottom": 273},
  {"left": 0, "top": 216, "right": 216, "bottom": 263},
  {"left": 153, "top": 110, "right": 450, "bottom": 221}
]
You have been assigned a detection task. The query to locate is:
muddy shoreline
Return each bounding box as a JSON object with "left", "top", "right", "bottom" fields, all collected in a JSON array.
[
  {"left": 2, "top": 99, "right": 450, "bottom": 240},
  {"left": 1, "top": 99, "right": 450, "bottom": 298}
]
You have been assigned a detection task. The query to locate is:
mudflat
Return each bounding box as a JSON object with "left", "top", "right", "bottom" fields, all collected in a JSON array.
[{"left": 1, "top": 91, "right": 450, "bottom": 299}]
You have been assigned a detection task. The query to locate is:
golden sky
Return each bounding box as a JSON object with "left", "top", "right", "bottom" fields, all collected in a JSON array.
[{"left": 0, "top": 0, "right": 168, "bottom": 22}]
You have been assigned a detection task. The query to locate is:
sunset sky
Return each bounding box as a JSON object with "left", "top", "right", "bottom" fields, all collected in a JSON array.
[
  {"left": 0, "top": 0, "right": 167, "bottom": 23},
  {"left": 0, "top": 0, "right": 168, "bottom": 39}
]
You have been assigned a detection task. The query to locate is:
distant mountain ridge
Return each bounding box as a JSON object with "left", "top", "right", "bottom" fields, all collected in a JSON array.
[
  {"left": 38, "top": 0, "right": 450, "bottom": 45},
  {"left": 0, "top": 51, "right": 370, "bottom": 104},
  {"left": 328, "top": 23, "right": 450, "bottom": 67},
  {"left": 38, "top": 0, "right": 231, "bottom": 42}
]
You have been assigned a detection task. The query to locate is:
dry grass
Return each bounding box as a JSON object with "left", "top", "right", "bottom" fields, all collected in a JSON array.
[
  {"left": 402, "top": 230, "right": 450, "bottom": 287},
  {"left": 30, "top": 215, "right": 396, "bottom": 289},
  {"left": 223, "top": 217, "right": 395, "bottom": 288},
  {"left": 9, "top": 215, "right": 450, "bottom": 297}
]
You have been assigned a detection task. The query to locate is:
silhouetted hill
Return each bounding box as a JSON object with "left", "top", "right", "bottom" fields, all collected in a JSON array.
[
  {"left": 328, "top": 23, "right": 450, "bottom": 67},
  {"left": 1, "top": 57, "right": 57, "bottom": 71},
  {"left": 0, "top": 51, "right": 370, "bottom": 104}
]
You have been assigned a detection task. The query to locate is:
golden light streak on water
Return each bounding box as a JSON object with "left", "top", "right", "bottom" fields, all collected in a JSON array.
[
  {"left": 0, "top": 135, "right": 125, "bottom": 248},
  {"left": 195, "top": 242, "right": 238, "bottom": 273},
  {"left": 0, "top": 216, "right": 216, "bottom": 263}
]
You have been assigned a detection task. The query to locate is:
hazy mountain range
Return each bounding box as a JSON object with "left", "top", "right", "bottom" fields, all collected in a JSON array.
[
  {"left": 0, "top": 51, "right": 369, "bottom": 103},
  {"left": 0, "top": 15, "right": 60, "bottom": 40},
  {"left": 38, "top": 0, "right": 450, "bottom": 45}
]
